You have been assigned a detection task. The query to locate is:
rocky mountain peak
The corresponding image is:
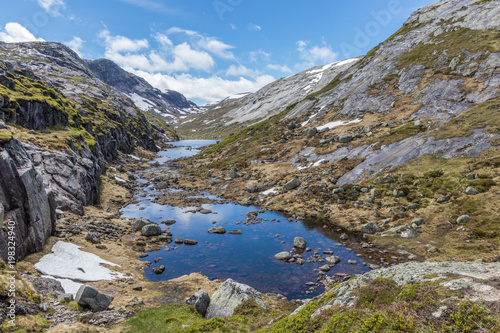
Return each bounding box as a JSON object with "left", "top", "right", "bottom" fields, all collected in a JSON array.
[{"left": 85, "top": 58, "right": 198, "bottom": 121}]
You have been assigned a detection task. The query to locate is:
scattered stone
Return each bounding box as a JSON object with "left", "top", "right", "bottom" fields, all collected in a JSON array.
[
  {"left": 361, "top": 222, "right": 380, "bottom": 234},
  {"left": 401, "top": 229, "right": 419, "bottom": 238},
  {"left": 161, "top": 220, "right": 176, "bottom": 225},
  {"left": 338, "top": 134, "right": 353, "bottom": 143},
  {"left": 325, "top": 256, "right": 340, "bottom": 265},
  {"left": 305, "top": 127, "right": 318, "bottom": 138},
  {"left": 436, "top": 196, "right": 450, "bottom": 203},
  {"left": 228, "top": 230, "right": 242, "bottom": 235},
  {"left": 57, "top": 293, "right": 74, "bottom": 302},
  {"left": 408, "top": 203, "right": 420, "bottom": 210},
  {"left": 274, "top": 252, "right": 292, "bottom": 261},
  {"left": 348, "top": 260, "right": 357, "bottom": 265},
  {"left": 133, "top": 286, "right": 143, "bottom": 291},
  {"left": 296, "top": 258, "right": 306, "bottom": 265},
  {"left": 229, "top": 167, "right": 239, "bottom": 179},
  {"left": 184, "top": 239, "right": 198, "bottom": 245},
  {"left": 208, "top": 227, "right": 226, "bottom": 234},
  {"left": 456, "top": 215, "right": 471, "bottom": 224},
  {"left": 206, "top": 279, "right": 266, "bottom": 319},
  {"left": 245, "top": 184, "right": 266, "bottom": 193},
  {"left": 285, "top": 179, "right": 301, "bottom": 190},
  {"left": 319, "top": 264, "right": 330, "bottom": 272},
  {"left": 85, "top": 232, "right": 100, "bottom": 244},
  {"left": 75, "top": 285, "right": 114, "bottom": 312},
  {"left": 95, "top": 244, "right": 107, "bottom": 250},
  {"left": 340, "top": 233, "right": 349, "bottom": 241},
  {"left": 186, "top": 290, "right": 211, "bottom": 317},
  {"left": 465, "top": 187, "right": 479, "bottom": 195},
  {"left": 152, "top": 266, "right": 165, "bottom": 275},
  {"left": 174, "top": 238, "right": 183, "bottom": 244},
  {"left": 294, "top": 237, "right": 307, "bottom": 249},
  {"left": 411, "top": 218, "right": 425, "bottom": 226}
]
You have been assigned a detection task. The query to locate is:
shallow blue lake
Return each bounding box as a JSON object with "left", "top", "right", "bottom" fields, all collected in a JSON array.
[{"left": 122, "top": 140, "right": 369, "bottom": 299}]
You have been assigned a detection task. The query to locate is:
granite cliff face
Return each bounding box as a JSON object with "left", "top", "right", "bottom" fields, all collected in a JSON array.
[
  {"left": 85, "top": 58, "right": 198, "bottom": 121},
  {"left": 0, "top": 139, "right": 56, "bottom": 261},
  {"left": 0, "top": 42, "right": 180, "bottom": 260}
]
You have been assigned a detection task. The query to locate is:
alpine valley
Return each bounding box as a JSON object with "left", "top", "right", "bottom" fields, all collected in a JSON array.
[{"left": 1, "top": 0, "right": 500, "bottom": 332}]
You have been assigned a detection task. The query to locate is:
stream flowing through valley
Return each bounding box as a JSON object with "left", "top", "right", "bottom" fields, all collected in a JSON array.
[{"left": 121, "top": 140, "right": 369, "bottom": 299}]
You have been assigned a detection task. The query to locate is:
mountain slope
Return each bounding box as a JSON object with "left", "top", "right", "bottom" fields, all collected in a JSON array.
[
  {"left": 0, "top": 41, "right": 177, "bottom": 261},
  {"left": 85, "top": 58, "right": 198, "bottom": 121},
  {"left": 179, "top": 0, "right": 500, "bottom": 263},
  {"left": 176, "top": 58, "right": 360, "bottom": 138}
]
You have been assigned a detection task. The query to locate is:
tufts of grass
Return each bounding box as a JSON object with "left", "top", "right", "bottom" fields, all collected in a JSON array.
[{"left": 119, "top": 304, "right": 204, "bottom": 333}]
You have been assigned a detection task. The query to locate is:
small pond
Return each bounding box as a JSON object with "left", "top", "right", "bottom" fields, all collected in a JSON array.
[{"left": 122, "top": 140, "right": 369, "bottom": 299}]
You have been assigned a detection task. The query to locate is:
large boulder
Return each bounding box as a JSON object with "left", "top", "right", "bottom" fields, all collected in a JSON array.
[
  {"left": 186, "top": 290, "right": 210, "bottom": 317},
  {"left": 206, "top": 279, "right": 266, "bottom": 319},
  {"left": 141, "top": 224, "right": 162, "bottom": 237},
  {"left": 75, "top": 285, "right": 113, "bottom": 312},
  {"left": 131, "top": 218, "right": 151, "bottom": 232}
]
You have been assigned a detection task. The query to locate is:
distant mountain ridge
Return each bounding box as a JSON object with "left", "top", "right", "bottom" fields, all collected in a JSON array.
[{"left": 85, "top": 58, "right": 198, "bottom": 121}]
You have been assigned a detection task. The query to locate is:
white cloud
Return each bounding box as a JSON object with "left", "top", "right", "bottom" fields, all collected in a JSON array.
[
  {"left": 99, "top": 30, "right": 214, "bottom": 73},
  {"left": 65, "top": 36, "right": 84, "bottom": 56},
  {"left": 99, "top": 30, "right": 149, "bottom": 53},
  {"left": 267, "top": 64, "right": 292, "bottom": 73},
  {"left": 296, "top": 39, "right": 338, "bottom": 69},
  {"left": 249, "top": 23, "right": 261, "bottom": 31},
  {"left": 226, "top": 64, "right": 261, "bottom": 78},
  {"left": 249, "top": 49, "right": 270, "bottom": 63},
  {"left": 0, "top": 22, "right": 44, "bottom": 43},
  {"left": 167, "top": 27, "right": 235, "bottom": 59},
  {"left": 132, "top": 69, "right": 275, "bottom": 104},
  {"left": 230, "top": 23, "right": 237, "bottom": 30},
  {"left": 117, "top": 0, "right": 179, "bottom": 14},
  {"left": 36, "top": 0, "right": 66, "bottom": 16}
]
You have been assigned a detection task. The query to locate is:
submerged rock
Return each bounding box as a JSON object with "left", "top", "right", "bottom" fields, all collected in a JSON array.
[
  {"left": 152, "top": 265, "right": 165, "bottom": 275},
  {"left": 274, "top": 251, "right": 292, "bottom": 261},
  {"left": 206, "top": 279, "right": 266, "bottom": 319},
  {"left": 208, "top": 227, "right": 226, "bottom": 234},
  {"left": 294, "top": 237, "right": 307, "bottom": 249}
]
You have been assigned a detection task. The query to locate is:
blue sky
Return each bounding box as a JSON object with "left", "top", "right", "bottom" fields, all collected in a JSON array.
[{"left": 0, "top": 0, "right": 436, "bottom": 105}]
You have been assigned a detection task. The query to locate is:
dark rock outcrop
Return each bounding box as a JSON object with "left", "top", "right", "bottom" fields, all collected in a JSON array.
[{"left": 0, "top": 139, "right": 56, "bottom": 261}]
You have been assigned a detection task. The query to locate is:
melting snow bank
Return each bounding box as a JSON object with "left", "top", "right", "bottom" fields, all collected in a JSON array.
[
  {"left": 317, "top": 119, "right": 362, "bottom": 131},
  {"left": 34, "top": 242, "right": 126, "bottom": 294}
]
